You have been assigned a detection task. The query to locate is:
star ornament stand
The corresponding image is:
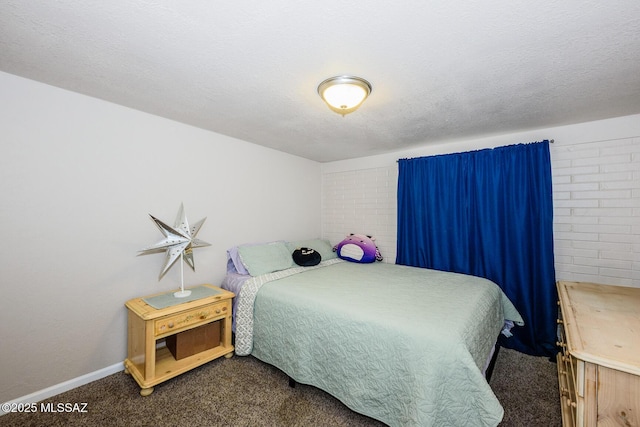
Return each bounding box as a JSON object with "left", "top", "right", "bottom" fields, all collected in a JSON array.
[{"left": 138, "top": 204, "right": 211, "bottom": 298}]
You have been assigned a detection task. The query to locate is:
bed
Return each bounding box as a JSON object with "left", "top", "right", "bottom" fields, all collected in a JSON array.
[{"left": 222, "top": 239, "right": 523, "bottom": 427}]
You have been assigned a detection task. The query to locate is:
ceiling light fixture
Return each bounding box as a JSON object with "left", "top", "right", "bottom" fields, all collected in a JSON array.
[{"left": 317, "top": 75, "right": 372, "bottom": 116}]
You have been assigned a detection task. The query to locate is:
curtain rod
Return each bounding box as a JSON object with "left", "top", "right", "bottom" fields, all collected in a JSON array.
[{"left": 396, "top": 139, "right": 554, "bottom": 162}]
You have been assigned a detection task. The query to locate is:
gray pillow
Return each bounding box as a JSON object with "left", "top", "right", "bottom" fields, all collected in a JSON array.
[{"left": 238, "top": 241, "right": 293, "bottom": 276}]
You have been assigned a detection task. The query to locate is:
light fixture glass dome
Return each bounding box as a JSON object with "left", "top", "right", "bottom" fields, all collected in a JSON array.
[{"left": 317, "top": 76, "right": 372, "bottom": 116}]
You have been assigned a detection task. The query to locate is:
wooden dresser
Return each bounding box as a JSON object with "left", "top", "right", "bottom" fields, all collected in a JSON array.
[{"left": 556, "top": 281, "right": 640, "bottom": 427}]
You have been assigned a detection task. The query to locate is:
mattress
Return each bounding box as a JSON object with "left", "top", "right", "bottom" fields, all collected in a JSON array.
[{"left": 228, "top": 260, "right": 523, "bottom": 426}]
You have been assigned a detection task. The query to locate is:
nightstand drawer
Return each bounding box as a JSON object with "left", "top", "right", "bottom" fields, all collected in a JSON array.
[{"left": 154, "top": 301, "right": 229, "bottom": 336}]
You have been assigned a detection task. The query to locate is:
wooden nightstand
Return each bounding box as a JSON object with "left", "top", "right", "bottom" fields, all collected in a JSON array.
[{"left": 124, "top": 284, "right": 234, "bottom": 396}]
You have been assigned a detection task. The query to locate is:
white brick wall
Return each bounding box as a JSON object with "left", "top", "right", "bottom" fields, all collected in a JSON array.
[
  {"left": 322, "top": 138, "right": 640, "bottom": 287},
  {"left": 322, "top": 166, "right": 398, "bottom": 262},
  {"left": 551, "top": 138, "right": 640, "bottom": 287}
]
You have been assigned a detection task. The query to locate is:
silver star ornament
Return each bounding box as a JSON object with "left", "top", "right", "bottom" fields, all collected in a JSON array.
[{"left": 139, "top": 204, "right": 211, "bottom": 280}]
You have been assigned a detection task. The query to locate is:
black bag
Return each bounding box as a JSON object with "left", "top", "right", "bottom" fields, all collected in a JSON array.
[{"left": 292, "top": 247, "right": 321, "bottom": 267}]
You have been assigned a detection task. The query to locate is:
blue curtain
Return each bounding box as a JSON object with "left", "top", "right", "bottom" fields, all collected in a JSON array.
[{"left": 396, "top": 141, "right": 556, "bottom": 357}]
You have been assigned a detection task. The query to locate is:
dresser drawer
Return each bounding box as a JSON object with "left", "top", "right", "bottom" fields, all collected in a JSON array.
[
  {"left": 557, "top": 304, "right": 578, "bottom": 426},
  {"left": 557, "top": 352, "right": 576, "bottom": 427},
  {"left": 154, "top": 301, "right": 229, "bottom": 336}
]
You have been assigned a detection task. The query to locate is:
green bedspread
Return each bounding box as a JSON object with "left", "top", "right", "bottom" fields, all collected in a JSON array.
[{"left": 235, "top": 260, "right": 523, "bottom": 427}]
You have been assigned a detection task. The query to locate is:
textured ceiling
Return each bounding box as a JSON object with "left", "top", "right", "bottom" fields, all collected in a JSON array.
[{"left": 2, "top": 1, "right": 640, "bottom": 162}]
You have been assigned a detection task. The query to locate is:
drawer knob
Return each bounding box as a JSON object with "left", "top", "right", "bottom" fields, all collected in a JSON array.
[{"left": 168, "top": 322, "right": 174, "bottom": 328}]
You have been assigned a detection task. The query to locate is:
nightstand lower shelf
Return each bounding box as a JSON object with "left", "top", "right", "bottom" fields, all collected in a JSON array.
[{"left": 125, "top": 343, "right": 233, "bottom": 395}]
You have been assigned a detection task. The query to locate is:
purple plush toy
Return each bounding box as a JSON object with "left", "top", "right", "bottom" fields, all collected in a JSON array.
[{"left": 333, "top": 234, "right": 383, "bottom": 263}]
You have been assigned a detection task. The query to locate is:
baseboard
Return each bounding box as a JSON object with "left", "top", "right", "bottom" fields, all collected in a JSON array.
[{"left": 1, "top": 362, "right": 124, "bottom": 416}]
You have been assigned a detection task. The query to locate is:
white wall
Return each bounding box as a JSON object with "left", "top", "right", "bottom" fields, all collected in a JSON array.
[
  {"left": 0, "top": 71, "right": 321, "bottom": 404},
  {"left": 321, "top": 114, "right": 640, "bottom": 288}
]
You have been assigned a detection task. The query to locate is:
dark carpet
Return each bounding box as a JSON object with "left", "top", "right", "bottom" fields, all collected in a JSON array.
[{"left": 0, "top": 347, "right": 560, "bottom": 427}]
